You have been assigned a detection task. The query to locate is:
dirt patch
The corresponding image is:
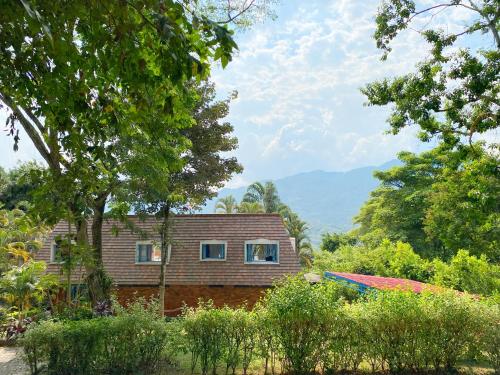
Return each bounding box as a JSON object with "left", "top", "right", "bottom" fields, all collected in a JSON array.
[{"left": 0, "top": 346, "right": 28, "bottom": 375}]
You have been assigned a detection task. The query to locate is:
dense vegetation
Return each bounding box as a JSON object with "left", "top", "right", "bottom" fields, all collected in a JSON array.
[
  {"left": 0, "top": 1, "right": 498, "bottom": 374},
  {"left": 21, "top": 277, "right": 500, "bottom": 375},
  {"left": 353, "top": 145, "right": 499, "bottom": 261}
]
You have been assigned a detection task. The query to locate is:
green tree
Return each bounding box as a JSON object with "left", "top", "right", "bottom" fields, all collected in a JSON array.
[
  {"left": 354, "top": 145, "right": 498, "bottom": 260},
  {"left": 354, "top": 148, "right": 447, "bottom": 258},
  {"left": 424, "top": 152, "right": 499, "bottom": 261},
  {"left": 320, "top": 231, "right": 359, "bottom": 253},
  {"left": 242, "top": 181, "right": 281, "bottom": 213},
  {"left": 432, "top": 250, "right": 500, "bottom": 295},
  {"left": 237, "top": 201, "right": 265, "bottom": 213},
  {"left": 0, "top": 162, "right": 44, "bottom": 210},
  {"left": 124, "top": 81, "right": 242, "bottom": 316},
  {"left": 0, "top": 1, "right": 240, "bottom": 304},
  {"left": 280, "top": 206, "right": 313, "bottom": 267},
  {"left": 363, "top": 0, "right": 499, "bottom": 147},
  {"left": 215, "top": 195, "right": 239, "bottom": 213}
]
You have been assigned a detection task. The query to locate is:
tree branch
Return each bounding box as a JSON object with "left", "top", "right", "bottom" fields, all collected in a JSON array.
[
  {"left": 0, "top": 93, "right": 57, "bottom": 170},
  {"left": 218, "top": 0, "right": 255, "bottom": 24}
]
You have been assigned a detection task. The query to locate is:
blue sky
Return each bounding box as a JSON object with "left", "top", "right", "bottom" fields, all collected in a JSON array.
[{"left": 1, "top": 0, "right": 494, "bottom": 187}]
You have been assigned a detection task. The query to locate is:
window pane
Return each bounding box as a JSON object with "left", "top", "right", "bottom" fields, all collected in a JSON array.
[
  {"left": 137, "top": 244, "right": 156, "bottom": 262},
  {"left": 53, "top": 244, "right": 63, "bottom": 262},
  {"left": 202, "top": 243, "right": 225, "bottom": 259},
  {"left": 151, "top": 245, "right": 161, "bottom": 262},
  {"left": 246, "top": 243, "right": 278, "bottom": 262}
]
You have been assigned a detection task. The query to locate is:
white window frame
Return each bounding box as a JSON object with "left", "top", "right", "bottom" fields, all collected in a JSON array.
[
  {"left": 244, "top": 239, "right": 280, "bottom": 265},
  {"left": 199, "top": 240, "right": 227, "bottom": 261},
  {"left": 135, "top": 241, "right": 170, "bottom": 265},
  {"left": 50, "top": 240, "right": 76, "bottom": 264}
]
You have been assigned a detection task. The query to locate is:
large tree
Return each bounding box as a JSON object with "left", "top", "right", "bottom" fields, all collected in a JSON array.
[
  {"left": 354, "top": 144, "right": 499, "bottom": 261},
  {"left": 124, "top": 80, "right": 242, "bottom": 315},
  {"left": 0, "top": 1, "right": 241, "bottom": 304},
  {"left": 363, "top": 0, "right": 499, "bottom": 148}
]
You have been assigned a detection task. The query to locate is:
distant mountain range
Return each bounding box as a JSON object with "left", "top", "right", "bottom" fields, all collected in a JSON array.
[{"left": 201, "top": 160, "right": 400, "bottom": 246}]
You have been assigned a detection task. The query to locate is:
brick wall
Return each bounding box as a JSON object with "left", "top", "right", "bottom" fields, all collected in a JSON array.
[{"left": 115, "top": 285, "right": 269, "bottom": 315}]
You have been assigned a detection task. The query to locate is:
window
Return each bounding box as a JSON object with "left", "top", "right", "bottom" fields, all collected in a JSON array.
[
  {"left": 135, "top": 241, "right": 163, "bottom": 263},
  {"left": 50, "top": 242, "right": 63, "bottom": 263},
  {"left": 50, "top": 238, "right": 76, "bottom": 263},
  {"left": 245, "top": 240, "right": 279, "bottom": 264},
  {"left": 200, "top": 241, "right": 227, "bottom": 261}
]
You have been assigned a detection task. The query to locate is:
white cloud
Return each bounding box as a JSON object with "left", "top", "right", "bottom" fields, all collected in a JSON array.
[{"left": 212, "top": 0, "right": 481, "bottom": 185}]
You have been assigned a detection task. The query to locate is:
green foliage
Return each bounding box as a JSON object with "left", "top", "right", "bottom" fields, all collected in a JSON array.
[
  {"left": 320, "top": 231, "right": 359, "bottom": 253},
  {"left": 215, "top": 195, "right": 239, "bottom": 213},
  {"left": 19, "top": 279, "right": 500, "bottom": 375},
  {"left": 180, "top": 301, "right": 257, "bottom": 375},
  {"left": 355, "top": 145, "right": 499, "bottom": 261},
  {"left": 242, "top": 181, "right": 281, "bottom": 214},
  {"left": 365, "top": 0, "right": 499, "bottom": 146},
  {"left": 0, "top": 260, "right": 59, "bottom": 324},
  {"left": 0, "top": 0, "right": 243, "bottom": 303},
  {"left": 432, "top": 250, "right": 500, "bottom": 296},
  {"left": 237, "top": 201, "right": 265, "bottom": 213},
  {"left": 0, "top": 162, "right": 45, "bottom": 210},
  {"left": 0, "top": 207, "right": 48, "bottom": 272},
  {"left": 312, "top": 240, "right": 500, "bottom": 296},
  {"left": 262, "top": 276, "right": 337, "bottom": 374},
  {"left": 313, "top": 240, "right": 431, "bottom": 281},
  {"left": 21, "top": 300, "right": 168, "bottom": 375}
]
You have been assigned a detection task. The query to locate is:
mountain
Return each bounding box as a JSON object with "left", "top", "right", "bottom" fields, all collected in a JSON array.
[{"left": 201, "top": 160, "right": 400, "bottom": 246}]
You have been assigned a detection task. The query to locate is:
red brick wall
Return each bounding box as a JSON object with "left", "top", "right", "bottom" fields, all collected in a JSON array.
[{"left": 114, "top": 285, "right": 269, "bottom": 315}]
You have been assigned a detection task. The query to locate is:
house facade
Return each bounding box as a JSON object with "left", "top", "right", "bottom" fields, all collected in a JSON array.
[{"left": 37, "top": 214, "right": 301, "bottom": 314}]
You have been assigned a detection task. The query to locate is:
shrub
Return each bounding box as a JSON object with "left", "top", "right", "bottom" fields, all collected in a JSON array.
[
  {"left": 478, "top": 300, "right": 500, "bottom": 374},
  {"left": 181, "top": 301, "right": 228, "bottom": 375},
  {"left": 262, "top": 276, "right": 335, "bottom": 375},
  {"left": 21, "top": 301, "right": 168, "bottom": 375}
]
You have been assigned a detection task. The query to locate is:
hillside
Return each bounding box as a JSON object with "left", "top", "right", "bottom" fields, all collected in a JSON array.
[{"left": 201, "top": 160, "right": 400, "bottom": 246}]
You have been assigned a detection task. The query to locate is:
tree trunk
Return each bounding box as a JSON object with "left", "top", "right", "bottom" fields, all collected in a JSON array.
[
  {"left": 159, "top": 202, "right": 172, "bottom": 317},
  {"left": 66, "top": 216, "right": 72, "bottom": 305},
  {"left": 85, "top": 197, "right": 111, "bottom": 306}
]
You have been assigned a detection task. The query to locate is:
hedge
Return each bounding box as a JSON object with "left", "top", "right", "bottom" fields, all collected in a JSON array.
[{"left": 21, "top": 277, "right": 500, "bottom": 375}]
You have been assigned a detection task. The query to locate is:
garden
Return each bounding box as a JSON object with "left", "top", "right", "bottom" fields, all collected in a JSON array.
[{"left": 14, "top": 276, "right": 500, "bottom": 375}]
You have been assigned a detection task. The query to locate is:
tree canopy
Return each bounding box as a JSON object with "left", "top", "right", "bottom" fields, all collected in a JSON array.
[
  {"left": 0, "top": 162, "right": 44, "bottom": 210},
  {"left": 354, "top": 144, "right": 499, "bottom": 261},
  {"left": 363, "top": 0, "right": 499, "bottom": 147},
  {"left": 0, "top": 0, "right": 243, "bottom": 304}
]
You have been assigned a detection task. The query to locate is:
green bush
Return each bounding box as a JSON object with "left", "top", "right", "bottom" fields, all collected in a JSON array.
[
  {"left": 262, "top": 276, "right": 336, "bottom": 375},
  {"left": 21, "top": 302, "right": 168, "bottom": 375},
  {"left": 180, "top": 301, "right": 257, "bottom": 375},
  {"left": 20, "top": 279, "right": 499, "bottom": 375},
  {"left": 181, "top": 301, "right": 227, "bottom": 375}
]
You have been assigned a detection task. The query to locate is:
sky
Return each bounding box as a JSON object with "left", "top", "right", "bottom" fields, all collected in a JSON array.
[{"left": 0, "top": 0, "right": 495, "bottom": 188}]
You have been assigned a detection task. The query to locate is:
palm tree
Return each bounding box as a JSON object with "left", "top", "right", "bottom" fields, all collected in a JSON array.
[
  {"left": 237, "top": 201, "right": 265, "bottom": 213},
  {"left": 280, "top": 206, "right": 313, "bottom": 267},
  {"left": 214, "top": 195, "right": 238, "bottom": 214},
  {"left": 242, "top": 181, "right": 280, "bottom": 213}
]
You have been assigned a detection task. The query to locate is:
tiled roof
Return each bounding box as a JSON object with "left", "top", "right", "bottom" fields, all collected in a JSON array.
[
  {"left": 38, "top": 214, "right": 301, "bottom": 286},
  {"left": 326, "top": 272, "right": 439, "bottom": 293}
]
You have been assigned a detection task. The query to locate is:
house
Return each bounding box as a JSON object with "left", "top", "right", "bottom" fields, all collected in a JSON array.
[{"left": 37, "top": 214, "right": 301, "bottom": 314}]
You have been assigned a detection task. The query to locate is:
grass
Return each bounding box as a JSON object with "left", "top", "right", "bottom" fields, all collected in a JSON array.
[{"left": 155, "top": 353, "right": 496, "bottom": 375}]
